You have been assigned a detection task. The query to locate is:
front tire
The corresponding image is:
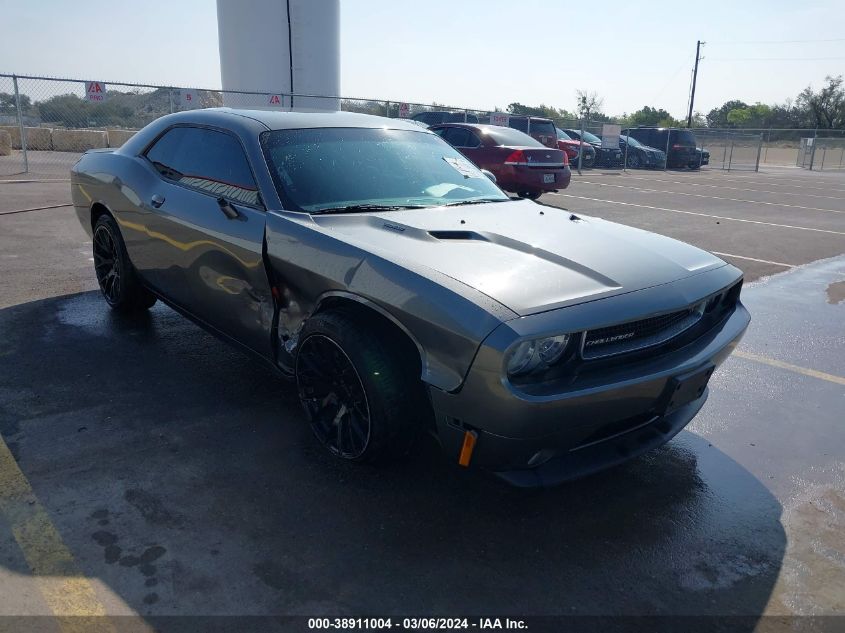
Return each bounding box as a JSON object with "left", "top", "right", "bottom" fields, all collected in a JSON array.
[
  {"left": 627, "top": 152, "right": 642, "bottom": 169},
  {"left": 295, "top": 310, "right": 427, "bottom": 463},
  {"left": 93, "top": 214, "right": 156, "bottom": 312}
]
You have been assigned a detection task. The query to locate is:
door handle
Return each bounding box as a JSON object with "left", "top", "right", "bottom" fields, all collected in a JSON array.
[
  {"left": 150, "top": 194, "right": 165, "bottom": 208},
  {"left": 217, "top": 197, "right": 240, "bottom": 220}
]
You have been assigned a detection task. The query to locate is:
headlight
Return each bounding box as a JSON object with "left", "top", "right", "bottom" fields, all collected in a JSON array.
[{"left": 506, "top": 334, "right": 570, "bottom": 377}]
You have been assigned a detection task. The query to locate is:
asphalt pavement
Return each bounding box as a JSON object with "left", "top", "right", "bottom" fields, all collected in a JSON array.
[{"left": 0, "top": 166, "right": 843, "bottom": 630}]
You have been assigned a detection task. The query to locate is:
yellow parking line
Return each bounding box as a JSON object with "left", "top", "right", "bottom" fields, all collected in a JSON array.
[
  {"left": 733, "top": 350, "right": 845, "bottom": 386},
  {"left": 0, "top": 437, "right": 114, "bottom": 633}
]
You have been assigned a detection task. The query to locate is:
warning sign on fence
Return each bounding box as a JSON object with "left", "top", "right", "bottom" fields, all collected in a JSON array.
[
  {"left": 398, "top": 103, "right": 411, "bottom": 118},
  {"left": 267, "top": 94, "right": 284, "bottom": 107},
  {"left": 179, "top": 89, "right": 198, "bottom": 109},
  {"left": 489, "top": 112, "right": 509, "bottom": 127},
  {"left": 85, "top": 81, "right": 107, "bottom": 102}
]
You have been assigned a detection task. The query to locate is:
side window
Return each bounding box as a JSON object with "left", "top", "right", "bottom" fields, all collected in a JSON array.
[
  {"left": 443, "top": 127, "right": 471, "bottom": 147},
  {"left": 145, "top": 126, "right": 260, "bottom": 207},
  {"left": 464, "top": 131, "right": 482, "bottom": 148},
  {"left": 431, "top": 127, "right": 448, "bottom": 138}
]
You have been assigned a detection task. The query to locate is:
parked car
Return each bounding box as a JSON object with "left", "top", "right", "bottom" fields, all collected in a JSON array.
[
  {"left": 619, "top": 134, "right": 666, "bottom": 169},
  {"left": 691, "top": 147, "right": 710, "bottom": 168},
  {"left": 504, "top": 115, "right": 558, "bottom": 149},
  {"left": 556, "top": 127, "right": 596, "bottom": 168},
  {"left": 561, "top": 128, "right": 623, "bottom": 167},
  {"left": 430, "top": 123, "right": 570, "bottom": 199},
  {"left": 71, "top": 108, "right": 749, "bottom": 487},
  {"left": 411, "top": 110, "right": 479, "bottom": 126},
  {"left": 480, "top": 115, "right": 559, "bottom": 149},
  {"left": 622, "top": 127, "right": 698, "bottom": 169}
]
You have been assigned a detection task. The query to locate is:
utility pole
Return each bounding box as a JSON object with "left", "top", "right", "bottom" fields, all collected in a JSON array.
[{"left": 687, "top": 40, "right": 704, "bottom": 127}]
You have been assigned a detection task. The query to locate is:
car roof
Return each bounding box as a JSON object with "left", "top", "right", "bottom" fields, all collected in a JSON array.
[
  {"left": 505, "top": 115, "right": 553, "bottom": 122},
  {"left": 429, "top": 122, "right": 481, "bottom": 129},
  {"left": 165, "top": 108, "right": 431, "bottom": 133}
]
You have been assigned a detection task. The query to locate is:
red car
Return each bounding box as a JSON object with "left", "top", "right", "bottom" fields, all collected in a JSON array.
[{"left": 430, "top": 123, "right": 570, "bottom": 199}]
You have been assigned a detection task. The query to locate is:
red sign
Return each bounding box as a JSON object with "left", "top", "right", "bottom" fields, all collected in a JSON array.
[
  {"left": 268, "top": 94, "right": 283, "bottom": 107},
  {"left": 85, "top": 81, "right": 107, "bottom": 102}
]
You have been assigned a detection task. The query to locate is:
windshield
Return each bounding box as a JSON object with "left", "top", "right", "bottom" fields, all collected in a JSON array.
[
  {"left": 580, "top": 130, "right": 602, "bottom": 144},
  {"left": 621, "top": 135, "right": 643, "bottom": 148},
  {"left": 261, "top": 128, "right": 508, "bottom": 213},
  {"left": 556, "top": 128, "right": 572, "bottom": 141}
]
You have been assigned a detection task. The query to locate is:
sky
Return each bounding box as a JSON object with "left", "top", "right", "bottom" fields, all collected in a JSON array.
[{"left": 1, "top": 0, "right": 844, "bottom": 118}]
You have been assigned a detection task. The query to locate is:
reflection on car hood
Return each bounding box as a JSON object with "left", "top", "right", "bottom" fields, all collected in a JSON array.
[{"left": 309, "top": 199, "right": 726, "bottom": 316}]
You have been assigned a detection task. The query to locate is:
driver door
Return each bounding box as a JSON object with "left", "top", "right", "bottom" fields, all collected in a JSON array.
[{"left": 134, "top": 125, "right": 274, "bottom": 355}]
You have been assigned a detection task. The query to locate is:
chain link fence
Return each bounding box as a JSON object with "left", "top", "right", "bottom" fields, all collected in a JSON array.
[
  {"left": 798, "top": 136, "right": 845, "bottom": 171},
  {"left": 1, "top": 73, "right": 842, "bottom": 178}
]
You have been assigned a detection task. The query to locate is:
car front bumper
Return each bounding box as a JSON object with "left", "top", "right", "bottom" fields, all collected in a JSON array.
[
  {"left": 596, "top": 149, "right": 623, "bottom": 167},
  {"left": 427, "top": 271, "right": 750, "bottom": 486}
]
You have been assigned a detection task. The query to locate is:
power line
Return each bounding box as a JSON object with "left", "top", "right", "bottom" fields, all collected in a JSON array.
[
  {"left": 648, "top": 54, "right": 694, "bottom": 104},
  {"left": 708, "top": 37, "right": 845, "bottom": 44},
  {"left": 708, "top": 56, "right": 845, "bottom": 61}
]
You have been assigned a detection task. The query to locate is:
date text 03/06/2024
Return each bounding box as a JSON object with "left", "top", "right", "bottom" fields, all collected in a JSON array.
[{"left": 307, "top": 617, "right": 528, "bottom": 630}]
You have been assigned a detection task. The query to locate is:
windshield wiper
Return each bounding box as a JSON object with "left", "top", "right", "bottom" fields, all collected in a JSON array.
[
  {"left": 310, "top": 204, "right": 428, "bottom": 215},
  {"left": 444, "top": 198, "right": 510, "bottom": 207}
]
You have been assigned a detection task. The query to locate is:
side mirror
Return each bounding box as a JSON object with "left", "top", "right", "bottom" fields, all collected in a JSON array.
[{"left": 481, "top": 169, "right": 497, "bottom": 183}]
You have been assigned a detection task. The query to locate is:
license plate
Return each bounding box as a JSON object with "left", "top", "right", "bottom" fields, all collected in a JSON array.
[
  {"left": 663, "top": 365, "right": 714, "bottom": 414},
  {"left": 543, "top": 174, "right": 555, "bottom": 183}
]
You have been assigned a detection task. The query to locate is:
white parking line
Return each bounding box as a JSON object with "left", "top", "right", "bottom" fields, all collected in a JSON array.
[
  {"left": 710, "top": 252, "right": 795, "bottom": 268},
  {"left": 555, "top": 194, "right": 845, "bottom": 236},
  {"left": 576, "top": 180, "right": 845, "bottom": 215},
  {"left": 616, "top": 174, "right": 845, "bottom": 201},
  {"left": 646, "top": 172, "right": 845, "bottom": 194}
]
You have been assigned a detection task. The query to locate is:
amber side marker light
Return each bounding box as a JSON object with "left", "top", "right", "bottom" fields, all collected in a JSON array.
[{"left": 458, "top": 430, "right": 478, "bottom": 467}]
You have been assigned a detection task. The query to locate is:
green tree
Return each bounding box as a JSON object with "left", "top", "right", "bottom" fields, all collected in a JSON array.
[
  {"left": 705, "top": 100, "right": 749, "bottom": 127},
  {"left": 0, "top": 92, "right": 31, "bottom": 115},
  {"left": 726, "top": 103, "right": 772, "bottom": 127},
  {"left": 622, "top": 106, "right": 676, "bottom": 127},
  {"left": 796, "top": 75, "right": 845, "bottom": 129}
]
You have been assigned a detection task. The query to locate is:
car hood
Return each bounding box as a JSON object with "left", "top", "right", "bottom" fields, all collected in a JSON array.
[{"left": 309, "top": 199, "right": 726, "bottom": 316}]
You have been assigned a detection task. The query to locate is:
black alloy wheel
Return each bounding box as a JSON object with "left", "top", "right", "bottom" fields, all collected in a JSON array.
[
  {"left": 92, "top": 214, "right": 156, "bottom": 311},
  {"left": 93, "top": 223, "right": 123, "bottom": 306},
  {"left": 296, "top": 334, "right": 372, "bottom": 459},
  {"left": 518, "top": 191, "right": 543, "bottom": 200},
  {"left": 627, "top": 151, "right": 642, "bottom": 169}
]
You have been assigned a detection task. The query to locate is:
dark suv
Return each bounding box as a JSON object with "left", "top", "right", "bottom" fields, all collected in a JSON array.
[
  {"left": 505, "top": 116, "right": 558, "bottom": 149},
  {"left": 479, "top": 115, "right": 559, "bottom": 149},
  {"left": 411, "top": 110, "right": 480, "bottom": 126},
  {"left": 622, "top": 128, "right": 699, "bottom": 169}
]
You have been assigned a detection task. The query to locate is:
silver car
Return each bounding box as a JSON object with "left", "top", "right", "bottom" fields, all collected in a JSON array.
[{"left": 71, "top": 109, "right": 749, "bottom": 486}]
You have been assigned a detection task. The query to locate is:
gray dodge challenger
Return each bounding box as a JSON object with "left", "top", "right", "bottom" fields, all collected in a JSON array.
[{"left": 71, "top": 108, "right": 750, "bottom": 486}]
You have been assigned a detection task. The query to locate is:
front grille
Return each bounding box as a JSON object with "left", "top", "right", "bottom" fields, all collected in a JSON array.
[{"left": 581, "top": 305, "right": 704, "bottom": 360}]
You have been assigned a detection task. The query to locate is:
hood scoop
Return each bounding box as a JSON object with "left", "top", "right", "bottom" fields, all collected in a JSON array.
[{"left": 428, "top": 230, "right": 488, "bottom": 241}]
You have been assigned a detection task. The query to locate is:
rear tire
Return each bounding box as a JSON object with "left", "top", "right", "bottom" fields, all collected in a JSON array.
[
  {"left": 93, "top": 214, "right": 157, "bottom": 312},
  {"left": 295, "top": 309, "right": 428, "bottom": 463},
  {"left": 627, "top": 152, "right": 642, "bottom": 169},
  {"left": 518, "top": 191, "right": 542, "bottom": 200}
]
